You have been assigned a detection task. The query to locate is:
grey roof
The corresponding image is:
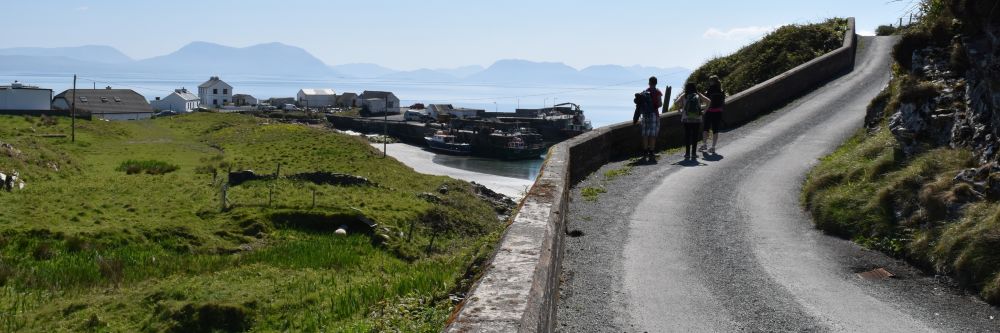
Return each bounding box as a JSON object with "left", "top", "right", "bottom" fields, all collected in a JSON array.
[
  {"left": 429, "top": 104, "right": 454, "bottom": 110},
  {"left": 198, "top": 76, "right": 231, "bottom": 89},
  {"left": 170, "top": 88, "right": 198, "bottom": 100},
  {"left": 53, "top": 89, "right": 153, "bottom": 114},
  {"left": 232, "top": 94, "right": 256, "bottom": 99},
  {"left": 361, "top": 90, "right": 396, "bottom": 99}
]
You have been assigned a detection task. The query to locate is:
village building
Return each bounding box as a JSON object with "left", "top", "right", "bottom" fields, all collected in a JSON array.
[
  {"left": 52, "top": 87, "right": 154, "bottom": 120},
  {"left": 197, "top": 76, "right": 232, "bottom": 108},
  {"left": 264, "top": 97, "right": 295, "bottom": 107},
  {"left": 359, "top": 91, "right": 400, "bottom": 114},
  {"left": 0, "top": 81, "right": 52, "bottom": 111},
  {"left": 427, "top": 104, "right": 483, "bottom": 119},
  {"left": 296, "top": 89, "right": 336, "bottom": 107},
  {"left": 150, "top": 88, "right": 200, "bottom": 113},
  {"left": 232, "top": 94, "right": 258, "bottom": 106},
  {"left": 335, "top": 92, "right": 358, "bottom": 108}
]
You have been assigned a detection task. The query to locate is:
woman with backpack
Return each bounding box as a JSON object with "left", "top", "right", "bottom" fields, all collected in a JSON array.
[
  {"left": 700, "top": 75, "right": 726, "bottom": 154},
  {"left": 675, "top": 83, "right": 711, "bottom": 160}
]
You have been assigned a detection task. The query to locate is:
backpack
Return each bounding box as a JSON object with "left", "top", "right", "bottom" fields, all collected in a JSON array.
[
  {"left": 707, "top": 89, "right": 725, "bottom": 108},
  {"left": 683, "top": 93, "right": 703, "bottom": 120},
  {"left": 634, "top": 90, "right": 655, "bottom": 116}
]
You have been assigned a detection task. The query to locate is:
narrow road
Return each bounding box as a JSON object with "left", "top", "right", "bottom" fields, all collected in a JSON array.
[{"left": 557, "top": 36, "right": 1000, "bottom": 332}]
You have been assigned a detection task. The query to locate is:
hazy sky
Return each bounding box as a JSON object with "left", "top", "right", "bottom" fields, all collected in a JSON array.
[{"left": 6, "top": 0, "right": 918, "bottom": 70}]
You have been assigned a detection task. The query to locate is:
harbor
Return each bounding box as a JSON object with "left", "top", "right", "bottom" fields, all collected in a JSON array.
[
  {"left": 329, "top": 103, "right": 592, "bottom": 160},
  {"left": 370, "top": 142, "right": 541, "bottom": 199}
]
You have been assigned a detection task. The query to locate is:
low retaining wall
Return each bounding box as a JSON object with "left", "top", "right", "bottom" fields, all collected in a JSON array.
[
  {"left": 328, "top": 115, "right": 434, "bottom": 144},
  {"left": 446, "top": 18, "right": 856, "bottom": 332}
]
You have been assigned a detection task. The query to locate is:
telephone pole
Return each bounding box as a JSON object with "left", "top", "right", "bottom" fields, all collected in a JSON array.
[{"left": 71, "top": 75, "right": 77, "bottom": 142}]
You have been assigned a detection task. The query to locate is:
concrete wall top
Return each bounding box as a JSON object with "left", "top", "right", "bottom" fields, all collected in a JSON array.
[{"left": 446, "top": 17, "right": 856, "bottom": 332}]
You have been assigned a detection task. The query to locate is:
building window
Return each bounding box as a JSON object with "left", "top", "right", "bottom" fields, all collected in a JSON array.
[
  {"left": 213, "top": 89, "right": 218, "bottom": 94},
  {"left": 223, "top": 89, "right": 228, "bottom": 94},
  {"left": 223, "top": 99, "right": 228, "bottom": 104},
  {"left": 213, "top": 99, "right": 218, "bottom": 105}
]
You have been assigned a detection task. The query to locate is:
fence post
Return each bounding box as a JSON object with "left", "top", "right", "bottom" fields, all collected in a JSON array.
[
  {"left": 407, "top": 220, "right": 415, "bottom": 242},
  {"left": 220, "top": 184, "right": 228, "bottom": 212}
]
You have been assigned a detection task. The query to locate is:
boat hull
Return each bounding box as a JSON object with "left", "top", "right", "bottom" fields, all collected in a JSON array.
[{"left": 424, "top": 137, "right": 472, "bottom": 155}]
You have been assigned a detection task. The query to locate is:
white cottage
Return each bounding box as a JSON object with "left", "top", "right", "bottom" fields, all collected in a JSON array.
[
  {"left": 297, "top": 89, "right": 337, "bottom": 108},
  {"left": 198, "top": 76, "right": 232, "bottom": 108},
  {"left": 359, "top": 91, "right": 400, "bottom": 114},
  {"left": 151, "top": 88, "right": 200, "bottom": 113},
  {"left": 0, "top": 81, "right": 52, "bottom": 111}
]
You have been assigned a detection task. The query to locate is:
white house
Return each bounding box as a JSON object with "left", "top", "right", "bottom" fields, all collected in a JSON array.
[
  {"left": 0, "top": 81, "right": 52, "bottom": 111},
  {"left": 198, "top": 76, "right": 232, "bottom": 108},
  {"left": 151, "top": 88, "right": 200, "bottom": 113},
  {"left": 359, "top": 91, "right": 400, "bottom": 114},
  {"left": 52, "top": 88, "right": 154, "bottom": 120},
  {"left": 297, "top": 89, "right": 336, "bottom": 107}
]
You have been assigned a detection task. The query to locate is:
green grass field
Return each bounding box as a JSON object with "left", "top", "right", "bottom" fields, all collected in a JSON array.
[{"left": 0, "top": 112, "right": 505, "bottom": 331}]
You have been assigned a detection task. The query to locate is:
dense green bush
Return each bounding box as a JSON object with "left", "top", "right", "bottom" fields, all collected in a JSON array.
[
  {"left": 684, "top": 18, "right": 848, "bottom": 96},
  {"left": 876, "top": 25, "right": 898, "bottom": 36},
  {"left": 116, "top": 160, "right": 179, "bottom": 175}
]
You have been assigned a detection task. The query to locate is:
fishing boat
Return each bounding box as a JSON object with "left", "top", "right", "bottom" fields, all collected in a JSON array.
[
  {"left": 472, "top": 127, "right": 547, "bottom": 160},
  {"left": 424, "top": 131, "right": 472, "bottom": 155}
]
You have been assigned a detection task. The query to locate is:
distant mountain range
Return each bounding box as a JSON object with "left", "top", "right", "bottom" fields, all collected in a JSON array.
[{"left": 0, "top": 42, "right": 690, "bottom": 86}]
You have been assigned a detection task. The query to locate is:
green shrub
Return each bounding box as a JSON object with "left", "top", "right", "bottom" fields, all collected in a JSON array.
[
  {"left": 116, "top": 160, "right": 179, "bottom": 175},
  {"left": 684, "top": 18, "right": 848, "bottom": 98},
  {"left": 875, "top": 25, "right": 898, "bottom": 36}
]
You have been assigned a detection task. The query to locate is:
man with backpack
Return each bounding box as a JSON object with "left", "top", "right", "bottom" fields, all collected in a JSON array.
[
  {"left": 675, "top": 83, "right": 711, "bottom": 160},
  {"left": 633, "top": 76, "right": 663, "bottom": 161}
]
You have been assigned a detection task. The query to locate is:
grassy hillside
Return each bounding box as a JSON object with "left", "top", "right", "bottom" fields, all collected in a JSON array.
[
  {"left": 0, "top": 112, "right": 505, "bottom": 331},
  {"left": 683, "top": 18, "right": 848, "bottom": 97},
  {"left": 803, "top": 0, "right": 1000, "bottom": 305}
]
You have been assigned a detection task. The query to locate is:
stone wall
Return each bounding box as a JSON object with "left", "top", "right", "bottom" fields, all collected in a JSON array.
[{"left": 446, "top": 18, "right": 856, "bottom": 332}]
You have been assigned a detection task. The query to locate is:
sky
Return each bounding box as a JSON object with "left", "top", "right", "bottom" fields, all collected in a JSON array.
[{"left": 4, "top": 0, "right": 919, "bottom": 70}]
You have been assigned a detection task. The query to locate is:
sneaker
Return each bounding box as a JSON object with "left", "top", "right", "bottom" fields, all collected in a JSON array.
[
  {"left": 699, "top": 145, "right": 707, "bottom": 152},
  {"left": 708, "top": 147, "right": 715, "bottom": 154}
]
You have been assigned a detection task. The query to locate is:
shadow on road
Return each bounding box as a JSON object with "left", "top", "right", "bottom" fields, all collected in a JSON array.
[
  {"left": 628, "top": 157, "right": 659, "bottom": 166},
  {"left": 672, "top": 159, "right": 706, "bottom": 167},
  {"left": 701, "top": 153, "right": 725, "bottom": 162}
]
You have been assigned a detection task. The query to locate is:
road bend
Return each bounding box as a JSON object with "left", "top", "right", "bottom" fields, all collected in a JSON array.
[{"left": 557, "top": 36, "right": 1000, "bottom": 332}]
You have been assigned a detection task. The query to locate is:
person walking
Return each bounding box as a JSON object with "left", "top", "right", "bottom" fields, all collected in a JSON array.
[
  {"left": 700, "top": 75, "right": 726, "bottom": 154},
  {"left": 675, "top": 83, "right": 710, "bottom": 160},
  {"left": 633, "top": 76, "right": 663, "bottom": 160}
]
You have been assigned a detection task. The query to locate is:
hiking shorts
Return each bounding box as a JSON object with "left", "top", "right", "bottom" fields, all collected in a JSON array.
[
  {"left": 704, "top": 111, "right": 723, "bottom": 133},
  {"left": 640, "top": 114, "right": 659, "bottom": 137}
]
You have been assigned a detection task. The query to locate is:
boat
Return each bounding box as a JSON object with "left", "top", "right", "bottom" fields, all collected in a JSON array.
[
  {"left": 472, "top": 127, "right": 547, "bottom": 160},
  {"left": 424, "top": 131, "right": 472, "bottom": 155}
]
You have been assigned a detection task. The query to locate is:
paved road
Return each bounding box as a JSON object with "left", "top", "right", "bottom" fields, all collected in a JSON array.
[{"left": 557, "top": 36, "right": 1000, "bottom": 332}]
